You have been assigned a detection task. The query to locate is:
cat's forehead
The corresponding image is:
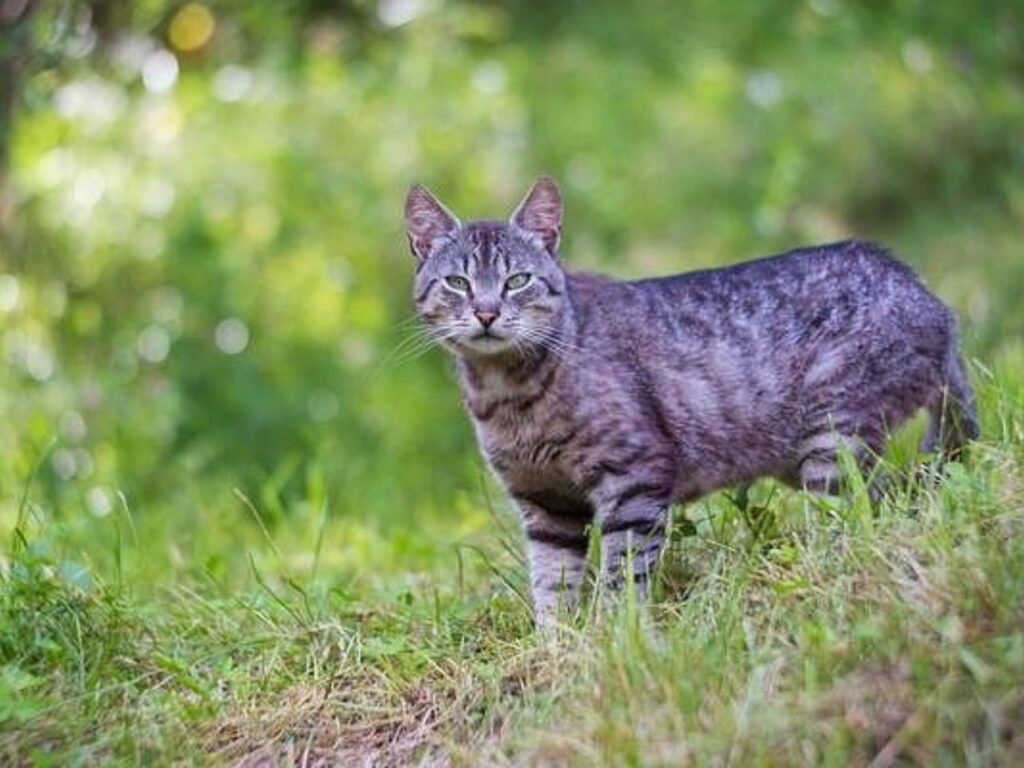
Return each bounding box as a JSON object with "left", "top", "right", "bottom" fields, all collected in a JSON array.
[
  {"left": 423, "top": 219, "right": 543, "bottom": 279},
  {"left": 460, "top": 220, "right": 511, "bottom": 271}
]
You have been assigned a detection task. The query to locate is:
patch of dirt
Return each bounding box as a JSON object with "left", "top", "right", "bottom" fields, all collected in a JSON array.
[
  {"left": 814, "top": 661, "right": 915, "bottom": 766},
  {"left": 202, "top": 652, "right": 547, "bottom": 767},
  {"left": 205, "top": 675, "right": 454, "bottom": 768}
]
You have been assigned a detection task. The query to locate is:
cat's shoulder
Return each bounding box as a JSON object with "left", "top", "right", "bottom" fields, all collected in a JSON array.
[{"left": 565, "top": 270, "right": 623, "bottom": 297}]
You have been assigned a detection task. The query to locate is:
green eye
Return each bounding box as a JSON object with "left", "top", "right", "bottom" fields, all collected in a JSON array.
[
  {"left": 505, "top": 273, "right": 532, "bottom": 291},
  {"left": 444, "top": 275, "right": 470, "bottom": 291}
]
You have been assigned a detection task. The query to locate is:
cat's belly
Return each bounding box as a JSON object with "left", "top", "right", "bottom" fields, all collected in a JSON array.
[{"left": 474, "top": 375, "right": 804, "bottom": 509}]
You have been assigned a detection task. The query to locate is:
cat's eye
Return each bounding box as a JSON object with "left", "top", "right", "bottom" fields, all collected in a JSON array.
[
  {"left": 505, "top": 273, "right": 532, "bottom": 291},
  {"left": 444, "top": 275, "right": 471, "bottom": 292}
]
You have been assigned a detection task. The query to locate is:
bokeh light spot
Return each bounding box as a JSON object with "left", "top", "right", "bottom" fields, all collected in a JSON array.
[
  {"left": 902, "top": 39, "right": 933, "bottom": 74},
  {"left": 138, "top": 325, "right": 171, "bottom": 363},
  {"left": 86, "top": 486, "right": 113, "bottom": 518},
  {"left": 59, "top": 410, "right": 88, "bottom": 443},
  {"left": 215, "top": 318, "right": 249, "bottom": 354},
  {"left": 140, "top": 178, "right": 176, "bottom": 217},
  {"left": 142, "top": 49, "right": 179, "bottom": 93},
  {"left": 378, "top": 0, "right": 424, "bottom": 27},
  {"left": 74, "top": 449, "right": 96, "bottom": 479},
  {"left": 169, "top": 4, "right": 216, "bottom": 53},
  {"left": 213, "top": 65, "right": 252, "bottom": 102},
  {"left": 0, "top": 274, "right": 20, "bottom": 313},
  {"left": 307, "top": 390, "right": 340, "bottom": 422},
  {"left": 472, "top": 61, "right": 507, "bottom": 94},
  {"left": 52, "top": 449, "right": 78, "bottom": 481},
  {"left": 25, "top": 343, "right": 55, "bottom": 381},
  {"left": 745, "top": 70, "right": 783, "bottom": 108}
]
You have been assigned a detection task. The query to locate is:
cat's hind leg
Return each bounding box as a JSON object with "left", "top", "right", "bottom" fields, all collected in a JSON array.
[
  {"left": 920, "top": 347, "right": 979, "bottom": 460},
  {"left": 796, "top": 426, "right": 882, "bottom": 496}
]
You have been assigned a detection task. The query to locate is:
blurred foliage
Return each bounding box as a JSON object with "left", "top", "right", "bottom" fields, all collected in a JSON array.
[{"left": 1, "top": 0, "right": 1022, "bottom": 550}]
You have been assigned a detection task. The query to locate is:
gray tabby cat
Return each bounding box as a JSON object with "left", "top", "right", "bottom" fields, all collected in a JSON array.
[{"left": 404, "top": 176, "right": 978, "bottom": 625}]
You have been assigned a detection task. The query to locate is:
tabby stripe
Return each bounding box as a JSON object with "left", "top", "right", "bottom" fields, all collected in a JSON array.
[
  {"left": 636, "top": 376, "right": 676, "bottom": 448},
  {"left": 601, "top": 515, "right": 664, "bottom": 537},
  {"left": 476, "top": 232, "right": 489, "bottom": 269},
  {"left": 605, "top": 569, "right": 651, "bottom": 590},
  {"left": 515, "top": 382, "right": 556, "bottom": 414},
  {"left": 579, "top": 447, "right": 652, "bottom": 488},
  {"left": 414, "top": 278, "right": 438, "bottom": 303},
  {"left": 581, "top": 461, "right": 631, "bottom": 485},
  {"left": 469, "top": 399, "right": 499, "bottom": 421},
  {"left": 528, "top": 430, "right": 579, "bottom": 463},
  {"left": 612, "top": 480, "right": 672, "bottom": 507},
  {"left": 799, "top": 443, "right": 836, "bottom": 459},
  {"left": 526, "top": 528, "right": 589, "bottom": 553},
  {"left": 469, "top": 363, "right": 558, "bottom": 421},
  {"left": 490, "top": 457, "right": 511, "bottom": 472},
  {"left": 535, "top": 362, "right": 559, "bottom": 393},
  {"left": 798, "top": 421, "right": 855, "bottom": 443},
  {"left": 526, "top": 442, "right": 555, "bottom": 464},
  {"left": 537, "top": 276, "right": 563, "bottom": 296},
  {"left": 514, "top": 491, "right": 593, "bottom": 521},
  {"left": 510, "top": 364, "right": 559, "bottom": 413},
  {"left": 511, "top": 349, "right": 553, "bottom": 384}
]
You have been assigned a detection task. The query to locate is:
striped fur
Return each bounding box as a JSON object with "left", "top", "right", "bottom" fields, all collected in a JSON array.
[{"left": 405, "top": 178, "right": 979, "bottom": 627}]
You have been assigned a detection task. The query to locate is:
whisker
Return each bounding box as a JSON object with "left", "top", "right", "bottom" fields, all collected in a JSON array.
[
  {"left": 514, "top": 323, "right": 581, "bottom": 361},
  {"left": 370, "top": 325, "right": 455, "bottom": 379}
]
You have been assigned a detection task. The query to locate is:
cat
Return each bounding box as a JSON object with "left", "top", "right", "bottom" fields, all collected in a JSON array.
[{"left": 404, "top": 176, "right": 979, "bottom": 626}]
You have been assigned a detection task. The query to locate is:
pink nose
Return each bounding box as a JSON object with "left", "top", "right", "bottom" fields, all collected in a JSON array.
[{"left": 475, "top": 311, "right": 497, "bottom": 328}]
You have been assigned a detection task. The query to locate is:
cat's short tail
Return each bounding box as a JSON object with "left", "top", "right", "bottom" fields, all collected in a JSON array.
[{"left": 921, "top": 341, "right": 980, "bottom": 460}]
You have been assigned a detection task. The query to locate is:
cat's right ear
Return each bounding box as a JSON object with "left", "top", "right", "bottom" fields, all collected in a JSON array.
[
  {"left": 509, "top": 176, "right": 562, "bottom": 257},
  {"left": 404, "top": 184, "right": 461, "bottom": 262}
]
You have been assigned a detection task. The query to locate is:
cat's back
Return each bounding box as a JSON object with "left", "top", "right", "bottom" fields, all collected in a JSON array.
[
  {"left": 629, "top": 239, "right": 923, "bottom": 306},
  {"left": 569, "top": 240, "right": 950, "bottom": 347}
]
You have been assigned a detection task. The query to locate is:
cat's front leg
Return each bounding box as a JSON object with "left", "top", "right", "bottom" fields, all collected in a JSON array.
[
  {"left": 512, "top": 493, "right": 593, "bottom": 628},
  {"left": 595, "top": 481, "right": 672, "bottom": 601}
]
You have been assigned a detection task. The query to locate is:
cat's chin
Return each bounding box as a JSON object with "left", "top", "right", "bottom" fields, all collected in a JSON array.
[{"left": 448, "top": 335, "right": 519, "bottom": 358}]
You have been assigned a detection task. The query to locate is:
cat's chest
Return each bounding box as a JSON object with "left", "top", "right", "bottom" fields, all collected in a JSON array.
[
  {"left": 460, "top": 369, "right": 578, "bottom": 478},
  {"left": 476, "top": 416, "right": 576, "bottom": 474}
]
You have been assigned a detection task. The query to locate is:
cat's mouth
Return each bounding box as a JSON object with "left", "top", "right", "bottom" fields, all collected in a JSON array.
[{"left": 456, "top": 330, "right": 514, "bottom": 355}]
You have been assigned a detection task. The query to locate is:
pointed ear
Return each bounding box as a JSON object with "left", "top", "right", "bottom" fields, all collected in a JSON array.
[
  {"left": 509, "top": 176, "right": 562, "bottom": 256},
  {"left": 405, "top": 184, "right": 461, "bottom": 261}
]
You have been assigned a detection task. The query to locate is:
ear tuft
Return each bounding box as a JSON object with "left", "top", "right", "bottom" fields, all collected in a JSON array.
[
  {"left": 509, "top": 176, "right": 562, "bottom": 256},
  {"left": 405, "top": 184, "right": 461, "bottom": 261}
]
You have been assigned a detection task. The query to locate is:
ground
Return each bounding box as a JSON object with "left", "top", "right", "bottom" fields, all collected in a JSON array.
[{"left": 2, "top": 370, "right": 1023, "bottom": 766}]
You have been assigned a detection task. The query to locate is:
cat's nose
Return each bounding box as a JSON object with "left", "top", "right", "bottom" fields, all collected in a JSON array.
[{"left": 474, "top": 311, "right": 498, "bottom": 328}]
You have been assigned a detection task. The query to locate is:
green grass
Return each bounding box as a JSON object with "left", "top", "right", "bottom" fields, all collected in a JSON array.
[{"left": 2, "top": 370, "right": 1022, "bottom": 766}]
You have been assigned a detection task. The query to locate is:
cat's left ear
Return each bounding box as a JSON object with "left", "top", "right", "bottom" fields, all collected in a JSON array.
[{"left": 509, "top": 176, "right": 562, "bottom": 257}]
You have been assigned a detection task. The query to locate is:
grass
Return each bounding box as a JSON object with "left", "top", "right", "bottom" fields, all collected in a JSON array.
[{"left": 1, "top": 368, "right": 1022, "bottom": 766}]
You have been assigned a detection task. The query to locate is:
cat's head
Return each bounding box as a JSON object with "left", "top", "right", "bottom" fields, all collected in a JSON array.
[{"left": 405, "top": 177, "right": 568, "bottom": 359}]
